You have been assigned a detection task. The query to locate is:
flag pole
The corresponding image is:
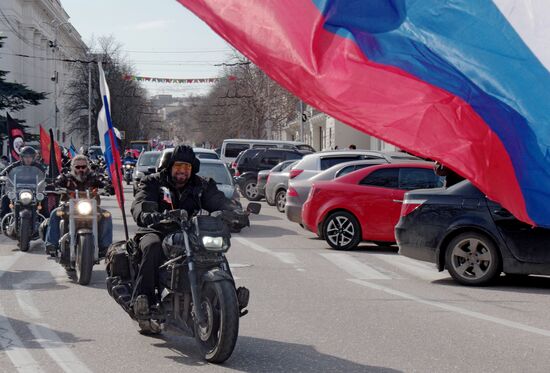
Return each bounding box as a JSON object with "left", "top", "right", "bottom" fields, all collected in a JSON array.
[{"left": 115, "top": 163, "right": 129, "bottom": 241}]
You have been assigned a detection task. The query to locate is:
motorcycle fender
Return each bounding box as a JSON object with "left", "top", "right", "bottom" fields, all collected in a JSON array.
[
  {"left": 19, "top": 209, "right": 32, "bottom": 220},
  {"left": 200, "top": 268, "right": 234, "bottom": 287}
]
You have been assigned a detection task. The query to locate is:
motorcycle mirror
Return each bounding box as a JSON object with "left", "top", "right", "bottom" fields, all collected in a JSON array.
[
  {"left": 0, "top": 176, "right": 6, "bottom": 183},
  {"left": 142, "top": 201, "right": 159, "bottom": 213},
  {"left": 246, "top": 202, "right": 261, "bottom": 215}
]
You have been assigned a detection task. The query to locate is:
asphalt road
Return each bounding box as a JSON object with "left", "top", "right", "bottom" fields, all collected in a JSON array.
[{"left": 1, "top": 186, "right": 550, "bottom": 372}]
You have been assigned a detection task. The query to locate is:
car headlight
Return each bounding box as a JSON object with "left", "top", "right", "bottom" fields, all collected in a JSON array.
[
  {"left": 202, "top": 236, "right": 225, "bottom": 250},
  {"left": 76, "top": 201, "right": 93, "bottom": 215},
  {"left": 19, "top": 191, "right": 33, "bottom": 205}
]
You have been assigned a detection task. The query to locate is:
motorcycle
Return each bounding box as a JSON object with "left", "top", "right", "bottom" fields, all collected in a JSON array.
[
  {"left": 105, "top": 202, "right": 261, "bottom": 363},
  {"left": 45, "top": 188, "right": 109, "bottom": 285},
  {"left": 123, "top": 161, "right": 136, "bottom": 185},
  {"left": 0, "top": 166, "right": 47, "bottom": 252}
]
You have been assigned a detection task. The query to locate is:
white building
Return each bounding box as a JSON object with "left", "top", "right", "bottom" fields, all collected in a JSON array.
[
  {"left": 0, "top": 0, "right": 87, "bottom": 146},
  {"left": 280, "top": 106, "right": 397, "bottom": 152}
]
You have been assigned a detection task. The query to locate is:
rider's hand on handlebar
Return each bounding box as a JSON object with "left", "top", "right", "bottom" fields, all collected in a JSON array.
[{"left": 142, "top": 212, "right": 163, "bottom": 226}]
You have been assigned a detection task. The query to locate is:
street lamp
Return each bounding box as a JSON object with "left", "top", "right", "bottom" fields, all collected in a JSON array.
[{"left": 49, "top": 21, "right": 71, "bottom": 141}]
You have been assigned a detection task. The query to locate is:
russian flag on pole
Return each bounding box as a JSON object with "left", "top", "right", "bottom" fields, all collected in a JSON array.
[
  {"left": 97, "top": 62, "right": 124, "bottom": 209},
  {"left": 177, "top": 0, "right": 550, "bottom": 228}
]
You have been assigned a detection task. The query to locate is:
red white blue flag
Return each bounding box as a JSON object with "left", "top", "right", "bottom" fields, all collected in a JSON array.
[
  {"left": 97, "top": 62, "right": 124, "bottom": 209},
  {"left": 177, "top": 0, "right": 550, "bottom": 227}
]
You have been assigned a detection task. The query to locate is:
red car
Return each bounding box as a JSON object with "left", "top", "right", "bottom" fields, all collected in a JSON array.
[{"left": 302, "top": 163, "right": 443, "bottom": 250}]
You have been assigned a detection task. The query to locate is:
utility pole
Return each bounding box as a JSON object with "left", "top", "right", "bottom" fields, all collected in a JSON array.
[
  {"left": 50, "top": 21, "right": 70, "bottom": 141},
  {"left": 88, "top": 62, "right": 92, "bottom": 147}
]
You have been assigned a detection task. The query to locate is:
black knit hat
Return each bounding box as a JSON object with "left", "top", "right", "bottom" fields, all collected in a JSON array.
[{"left": 168, "top": 145, "right": 200, "bottom": 174}]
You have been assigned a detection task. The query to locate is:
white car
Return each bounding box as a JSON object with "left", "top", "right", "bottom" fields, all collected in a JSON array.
[{"left": 197, "top": 159, "right": 239, "bottom": 201}]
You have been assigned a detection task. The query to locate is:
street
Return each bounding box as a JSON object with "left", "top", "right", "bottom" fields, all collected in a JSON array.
[{"left": 1, "top": 186, "right": 550, "bottom": 373}]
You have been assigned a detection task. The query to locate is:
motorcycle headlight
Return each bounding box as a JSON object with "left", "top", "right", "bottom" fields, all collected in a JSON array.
[
  {"left": 125, "top": 164, "right": 132, "bottom": 169},
  {"left": 36, "top": 192, "right": 44, "bottom": 201},
  {"left": 76, "top": 201, "right": 93, "bottom": 215},
  {"left": 19, "top": 191, "right": 33, "bottom": 205},
  {"left": 201, "top": 236, "right": 225, "bottom": 251}
]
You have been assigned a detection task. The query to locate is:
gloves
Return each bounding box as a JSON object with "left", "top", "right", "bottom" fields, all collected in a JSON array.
[{"left": 141, "top": 212, "right": 163, "bottom": 226}]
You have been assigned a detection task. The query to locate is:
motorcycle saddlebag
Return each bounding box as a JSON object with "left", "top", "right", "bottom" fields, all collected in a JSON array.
[{"left": 105, "top": 240, "right": 132, "bottom": 281}]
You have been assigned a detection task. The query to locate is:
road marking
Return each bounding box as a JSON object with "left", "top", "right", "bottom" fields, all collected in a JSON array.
[
  {"left": 233, "top": 236, "right": 306, "bottom": 271},
  {"left": 0, "top": 252, "right": 23, "bottom": 278},
  {"left": 370, "top": 254, "right": 449, "bottom": 282},
  {"left": 27, "top": 324, "right": 93, "bottom": 373},
  {"left": 349, "top": 279, "right": 550, "bottom": 338},
  {"left": 320, "top": 253, "right": 392, "bottom": 280}
]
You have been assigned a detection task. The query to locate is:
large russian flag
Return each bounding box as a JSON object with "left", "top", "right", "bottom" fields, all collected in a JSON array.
[
  {"left": 97, "top": 62, "right": 124, "bottom": 209},
  {"left": 177, "top": 0, "right": 550, "bottom": 228}
]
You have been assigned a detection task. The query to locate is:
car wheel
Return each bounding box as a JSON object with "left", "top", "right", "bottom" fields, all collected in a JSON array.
[
  {"left": 243, "top": 179, "right": 261, "bottom": 201},
  {"left": 275, "top": 189, "right": 286, "bottom": 213},
  {"left": 323, "top": 211, "right": 361, "bottom": 250},
  {"left": 445, "top": 232, "right": 501, "bottom": 286}
]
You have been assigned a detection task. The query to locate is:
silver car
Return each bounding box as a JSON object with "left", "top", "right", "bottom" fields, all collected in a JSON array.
[
  {"left": 264, "top": 160, "right": 299, "bottom": 212},
  {"left": 285, "top": 158, "right": 414, "bottom": 225},
  {"left": 198, "top": 159, "right": 239, "bottom": 201}
]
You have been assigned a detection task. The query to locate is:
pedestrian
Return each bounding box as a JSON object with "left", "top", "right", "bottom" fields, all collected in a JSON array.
[
  {"left": 348, "top": 144, "right": 356, "bottom": 150},
  {"left": 433, "top": 161, "right": 465, "bottom": 187},
  {"left": 334, "top": 145, "right": 339, "bottom": 150}
]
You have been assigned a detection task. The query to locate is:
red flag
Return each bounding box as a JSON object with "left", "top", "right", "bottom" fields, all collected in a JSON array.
[
  {"left": 6, "top": 113, "right": 25, "bottom": 161},
  {"left": 39, "top": 125, "right": 62, "bottom": 172}
]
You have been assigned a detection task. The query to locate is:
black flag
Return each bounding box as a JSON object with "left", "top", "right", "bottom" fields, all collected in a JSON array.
[{"left": 6, "top": 113, "right": 25, "bottom": 161}]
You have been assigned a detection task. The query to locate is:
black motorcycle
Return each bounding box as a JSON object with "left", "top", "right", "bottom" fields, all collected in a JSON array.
[
  {"left": 106, "top": 202, "right": 260, "bottom": 363},
  {"left": 1, "top": 166, "right": 47, "bottom": 251}
]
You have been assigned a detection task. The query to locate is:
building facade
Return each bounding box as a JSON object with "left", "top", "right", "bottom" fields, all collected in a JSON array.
[{"left": 1, "top": 0, "right": 87, "bottom": 146}]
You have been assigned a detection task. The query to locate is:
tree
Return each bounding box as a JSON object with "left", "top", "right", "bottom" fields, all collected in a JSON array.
[
  {"left": 0, "top": 36, "right": 47, "bottom": 138},
  {"left": 64, "top": 36, "right": 158, "bottom": 147}
]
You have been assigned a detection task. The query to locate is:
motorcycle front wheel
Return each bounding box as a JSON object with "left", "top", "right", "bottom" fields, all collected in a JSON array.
[
  {"left": 194, "top": 280, "right": 239, "bottom": 363},
  {"left": 75, "top": 234, "right": 94, "bottom": 285},
  {"left": 19, "top": 218, "right": 32, "bottom": 252}
]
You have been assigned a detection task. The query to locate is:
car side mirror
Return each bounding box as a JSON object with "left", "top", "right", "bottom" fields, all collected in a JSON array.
[{"left": 246, "top": 202, "right": 261, "bottom": 215}]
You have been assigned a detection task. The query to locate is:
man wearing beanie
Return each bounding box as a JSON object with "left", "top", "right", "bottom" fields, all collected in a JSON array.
[{"left": 130, "top": 145, "right": 245, "bottom": 329}]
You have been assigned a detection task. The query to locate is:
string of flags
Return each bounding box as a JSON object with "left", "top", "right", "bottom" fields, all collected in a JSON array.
[{"left": 122, "top": 74, "right": 237, "bottom": 84}]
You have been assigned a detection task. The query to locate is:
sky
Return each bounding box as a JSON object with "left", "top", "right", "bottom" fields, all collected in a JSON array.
[{"left": 60, "top": 0, "right": 236, "bottom": 97}]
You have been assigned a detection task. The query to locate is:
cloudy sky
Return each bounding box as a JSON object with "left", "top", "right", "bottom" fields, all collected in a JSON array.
[{"left": 61, "top": 0, "right": 236, "bottom": 96}]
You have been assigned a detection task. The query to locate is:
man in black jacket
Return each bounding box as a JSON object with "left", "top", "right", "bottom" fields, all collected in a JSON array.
[{"left": 131, "top": 145, "right": 245, "bottom": 318}]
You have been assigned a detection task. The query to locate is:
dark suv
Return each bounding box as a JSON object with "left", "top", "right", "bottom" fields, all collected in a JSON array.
[{"left": 235, "top": 148, "right": 307, "bottom": 201}]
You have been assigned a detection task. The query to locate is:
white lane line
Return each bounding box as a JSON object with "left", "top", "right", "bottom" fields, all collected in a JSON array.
[
  {"left": 0, "top": 251, "right": 44, "bottom": 372},
  {"left": 349, "top": 279, "right": 550, "bottom": 338},
  {"left": 0, "top": 303, "right": 45, "bottom": 373},
  {"left": 9, "top": 261, "right": 93, "bottom": 373},
  {"left": 320, "top": 253, "right": 392, "bottom": 280},
  {"left": 371, "top": 254, "right": 448, "bottom": 282},
  {"left": 28, "top": 324, "right": 93, "bottom": 373},
  {"left": 233, "top": 236, "right": 305, "bottom": 271}
]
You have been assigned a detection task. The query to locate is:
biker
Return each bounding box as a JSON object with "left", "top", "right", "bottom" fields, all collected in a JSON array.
[
  {"left": 0, "top": 147, "right": 46, "bottom": 218},
  {"left": 131, "top": 145, "right": 247, "bottom": 319},
  {"left": 44, "top": 154, "right": 113, "bottom": 257}
]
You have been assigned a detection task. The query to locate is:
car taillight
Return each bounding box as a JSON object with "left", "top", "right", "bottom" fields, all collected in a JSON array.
[
  {"left": 231, "top": 162, "right": 237, "bottom": 169},
  {"left": 287, "top": 187, "right": 298, "bottom": 197},
  {"left": 234, "top": 169, "right": 240, "bottom": 177},
  {"left": 289, "top": 169, "right": 304, "bottom": 179},
  {"left": 266, "top": 174, "right": 271, "bottom": 184},
  {"left": 400, "top": 199, "right": 426, "bottom": 217}
]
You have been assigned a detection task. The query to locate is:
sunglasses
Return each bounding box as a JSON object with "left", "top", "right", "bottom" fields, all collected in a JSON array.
[
  {"left": 172, "top": 162, "right": 192, "bottom": 172},
  {"left": 74, "top": 165, "right": 88, "bottom": 170}
]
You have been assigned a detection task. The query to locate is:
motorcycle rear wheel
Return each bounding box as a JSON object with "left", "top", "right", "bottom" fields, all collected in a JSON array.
[
  {"left": 194, "top": 280, "right": 239, "bottom": 363},
  {"left": 75, "top": 234, "right": 94, "bottom": 285}
]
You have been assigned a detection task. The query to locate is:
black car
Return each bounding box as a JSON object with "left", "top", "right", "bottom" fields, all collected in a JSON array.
[
  {"left": 395, "top": 181, "right": 550, "bottom": 286},
  {"left": 235, "top": 148, "right": 307, "bottom": 201}
]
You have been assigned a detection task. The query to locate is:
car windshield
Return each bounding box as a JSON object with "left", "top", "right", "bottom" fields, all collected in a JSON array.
[
  {"left": 138, "top": 153, "right": 160, "bottom": 166},
  {"left": 198, "top": 163, "right": 232, "bottom": 185}
]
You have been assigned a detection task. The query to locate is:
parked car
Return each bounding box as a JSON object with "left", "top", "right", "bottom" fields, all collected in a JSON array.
[
  {"left": 197, "top": 159, "right": 240, "bottom": 201},
  {"left": 132, "top": 150, "right": 161, "bottom": 195},
  {"left": 264, "top": 160, "right": 299, "bottom": 212},
  {"left": 220, "top": 138, "right": 315, "bottom": 165},
  {"left": 289, "top": 150, "right": 419, "bottom": 182},
  {"left": 155, "top": 147, "right": 219, "bottom": 172},
  {"left": 396, "top": 181, "right": 550, "bottom": 286},
  {"left": 286, "top": 159, "right": 389, "bottom": 225},
  {"left": 302, "top": 163, "right": 443, "bottom": 250},
  {"left": 235, "top": 148, "right": 308, "bottom": 201},
  {"left": 257, "top": 160, "right": 296, "bottom": 201}
]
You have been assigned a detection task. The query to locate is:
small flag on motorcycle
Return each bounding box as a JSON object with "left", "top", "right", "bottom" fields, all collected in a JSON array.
[{"left": 161, "top": 186, "right": 174, "bottom": 209}]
